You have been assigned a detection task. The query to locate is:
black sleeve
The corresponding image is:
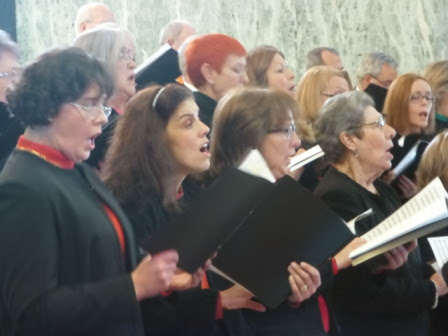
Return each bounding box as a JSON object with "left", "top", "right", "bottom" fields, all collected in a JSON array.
[
  {"left": 318, "top": 259, "right": 335, "bottom": 290},
  {"left": 141, "top": 288, "right": 219, "bottom": 336},
  {"left": 316, "top": 184, "right": 436, "bottom": 315},
  {"left": 334, "top": 265, "right": 436, "bottom": 314},
  {"left": 0, "top": 183, "right": 141, "bottom": 335}
]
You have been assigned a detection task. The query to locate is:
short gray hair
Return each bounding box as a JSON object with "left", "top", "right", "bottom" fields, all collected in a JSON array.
[
  {"left": 159, "top": 20, "right": 190, "bottom": 46},
  {"left": 73, "top": 23, "right": 133, "bottom": 79},
  {"left": 0, "top": 30, "right": 19, "bottom": 58},
  {"left": 315, "top": 91, "right": 374, "bottom": 163},
  {"left": 306, "top": 47, "right": 339, "bottom": 70},
  {"left": 355, "top": 51, "right": 398, "bottom": 84}
]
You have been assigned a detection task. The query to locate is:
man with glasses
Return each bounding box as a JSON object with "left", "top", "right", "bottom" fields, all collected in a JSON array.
[
  {"left": 0, "top": 29, "right": 23, "bottom": 170},
  {"left": 355, "top": 51, "right": 398, "bottom": 112}
]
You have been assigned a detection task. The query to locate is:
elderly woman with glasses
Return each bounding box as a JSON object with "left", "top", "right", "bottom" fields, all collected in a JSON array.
[
  {"left": 313, "top": 90, "right": 447, "bottom": 336},
  {"left": 73, "top": 22, "right": 137, "bottom": 171},
  {"left": 382, "top": 73, "right": 436, "bottom": 199},
  {"left": 0, "top": 47, "right": 210, "bottom": 335},
  {"left": 209, "top": 87, "right": 364, "bottom": 335}
]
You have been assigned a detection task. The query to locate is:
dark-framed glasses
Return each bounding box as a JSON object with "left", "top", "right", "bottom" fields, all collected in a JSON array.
[
  {"left": 267, "top": 124, "right": 297, "bottom": 140},
  {"left": 349, "top": 116, "right": 385, "bottom": 130},
  {"left": 321, "top": 92, "right": 335, "bottom": 98},
  {"left": 409, "top": 94, "right": 435, "bottom": 104},
  {"left": 69, "top": 102, "right": 112, "bottom": 119},
  {"left": 369, "top": 74, "right": 391, "bottom": 88}
]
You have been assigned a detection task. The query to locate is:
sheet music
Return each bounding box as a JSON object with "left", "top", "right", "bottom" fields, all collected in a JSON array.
[
  {"left": 238, "top": 149, "right": 276, "bottom": 182},
  {"left": 289, "top": 145, "right": 324, "bottom": 172},
  {"left": 392, "top": 140, "right": 420, "bottom": 177},
  {"left": 349, "top": 177, "right": 448, "bottom": 259},
  {"left": 428, "top": 236, "right": 448, "bottom": 269}
]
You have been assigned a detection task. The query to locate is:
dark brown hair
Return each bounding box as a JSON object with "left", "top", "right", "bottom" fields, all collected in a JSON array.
[
  {"left": 7, "top": 47, "right": 113, "bottom": 127},
  {"left": 102, "top": 83, "right": 193, "bottom": 207}
]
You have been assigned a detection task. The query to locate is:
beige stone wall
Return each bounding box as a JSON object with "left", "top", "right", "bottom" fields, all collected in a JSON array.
[{"left": 16, "top": 0, "right": 448, "bottom": 84}]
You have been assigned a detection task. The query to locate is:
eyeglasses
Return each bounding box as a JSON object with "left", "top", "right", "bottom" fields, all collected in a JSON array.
[
  {"left": 0, "top": 69, "right": 21, "bottom": 79},
  {"left": 119, "top": 47, "right": 137, "bottom": 64},
  {"left": 369, "top": 75, "right": 391, "bottom": 88},
  {"left": 69, "top": 102, "right": 112, "bottom": 119},
  {"left": 267, "top": 124, "right": 297, "bottom": 140},
  {"left": 409, "top": 94, "right": 435, "bottom": 104},
  {"left": 349, "top": 116, "right": 385, "bottom": 130}
]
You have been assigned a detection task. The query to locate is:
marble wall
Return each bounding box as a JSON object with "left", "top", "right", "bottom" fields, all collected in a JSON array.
[{"left": 16, "top": 0, "right": 448, "bottom": 84}]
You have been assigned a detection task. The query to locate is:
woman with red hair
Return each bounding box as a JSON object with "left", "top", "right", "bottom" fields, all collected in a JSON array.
[
  {"left": 185, "top": 33, "right": 248, "bottom": 130},
  {"left": 383, "top": 73, "right": 435, "bottom": 199}
]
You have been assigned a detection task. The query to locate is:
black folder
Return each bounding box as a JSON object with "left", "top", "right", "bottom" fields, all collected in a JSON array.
[
  {"left": 141, "top": 168, "right": 273, "bottom": 272},
  {"left": 212, "top": 175, "right": 354, "bottom": 309},
  {"left": 141, "top": 168, "right": 354, "bottom": 309},
  {"left": 135, "top": 44, "right": 181, "bottom": 89},
  {"left": 364, "top": 83, "right": 388, "bottom": 113}
]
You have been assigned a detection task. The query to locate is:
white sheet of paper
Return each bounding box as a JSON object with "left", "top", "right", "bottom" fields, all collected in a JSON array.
[
  {"left": 392, "top": 141, "right": 420, "bottom": 178},
  {"left": 350, "top": 177, "right": 448, "bottom": 259},
  {"left": 289, "top": 145, "right": 324, "bottom": 172},
  {"left": 428, "top": 236, "right": 448, "bottom": 269},
  {"left": 238, "top": 149, "right": 276, "bottom": 183}
]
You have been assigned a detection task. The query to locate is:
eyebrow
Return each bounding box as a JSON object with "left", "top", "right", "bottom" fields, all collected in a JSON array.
[
  {"left": 177, "top": 112, "right": 198, "bottom": 120},
  {"left": 411, "top": 90, "right": 432, "bottom": 94}
]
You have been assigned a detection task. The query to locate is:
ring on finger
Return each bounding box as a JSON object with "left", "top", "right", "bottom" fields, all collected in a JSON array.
[{"left": 300, "top": 285, "right": 308, "bottom": 292}]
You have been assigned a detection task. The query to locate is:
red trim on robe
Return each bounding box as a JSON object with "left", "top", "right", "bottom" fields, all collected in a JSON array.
[{"left": 16, "top": 135, "right": 74, "bottom": 169}]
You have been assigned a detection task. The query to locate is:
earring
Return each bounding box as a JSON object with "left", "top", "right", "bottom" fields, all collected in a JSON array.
[{"left": 354, "top": 149, "right": 359, "bottom": 158}]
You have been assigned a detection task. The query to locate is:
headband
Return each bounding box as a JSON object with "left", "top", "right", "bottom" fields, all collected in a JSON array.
[{"left": 152, "top": 87, "right": 166, "bottom": 109}]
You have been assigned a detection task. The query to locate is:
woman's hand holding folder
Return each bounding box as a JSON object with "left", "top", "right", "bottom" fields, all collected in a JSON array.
[
  {"left": 220, "top": 285, "right": 267, "bottom": 312},
  {"left": 169, "top": 257, "right": 214, "bottom": 291},
  {"left": 287, "top": 262, "right": 321, "bottom": 305}
]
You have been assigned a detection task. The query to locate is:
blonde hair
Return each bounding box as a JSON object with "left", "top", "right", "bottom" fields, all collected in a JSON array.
[
  {"left": 296, "top": 65, "right": 347, "bottom": 143},
  {"left": 416, "top": 131, "right": 448, "bottom": 190},
  {"left": 423, "top": 61, "right": 448, "bottom": 114}
]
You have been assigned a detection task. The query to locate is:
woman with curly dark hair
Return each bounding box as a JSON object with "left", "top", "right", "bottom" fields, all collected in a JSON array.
[{"left": 0, "top": 47, "right": 199, "bottom": 336}]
